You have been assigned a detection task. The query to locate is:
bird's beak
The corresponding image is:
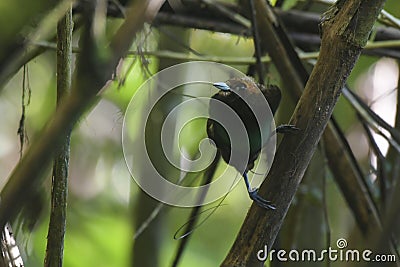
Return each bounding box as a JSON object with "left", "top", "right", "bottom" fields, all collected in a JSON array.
[{"left": 213, "top": 82, "right": 230, "bottom": 91}]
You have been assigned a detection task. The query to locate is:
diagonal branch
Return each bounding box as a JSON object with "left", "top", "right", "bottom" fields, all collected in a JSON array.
[
  {"left": 243, "top": 0, "right": 383, "bottom": 244},
  {"left": 221, "top": 0, "right": 386, "bottom": 266},
  {"left": 171, "top": 153, "right": 220, "bottom": 267},
  {"left": 0, "top": 0, "right": 165, "bottom": 228}
]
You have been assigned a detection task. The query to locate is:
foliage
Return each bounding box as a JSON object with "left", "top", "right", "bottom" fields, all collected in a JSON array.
[{"left": 0, "top": 0, "right": 400, "bottom": 267}]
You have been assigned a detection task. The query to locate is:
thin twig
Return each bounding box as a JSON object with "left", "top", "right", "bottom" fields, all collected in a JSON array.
[
  {"left": 171, "top": 153, "right": 220, "bottom": 267},
  {"left": 359, "top": 116, "right": 387, "bottom": 209},
  {"left": 379, "top": 9, "right": 400, "bottom": 29},
  {"left": 17, "top": 65, "right": 31, "bottom": 158},
  {"left": 31, "top": 39, "right": 400, "bottom": 64},
  {"left": 201, "top": 0, "right": 251, "bottom": 28},
  {"left": 0, "top": 0, "right": 164, "bottom": 230},
  {"left": 44, "top": 4, "right": 73, "bottom": 267},
  {"left": 249, "top": 0, "right": 266, "bottom": 84},
  {"left": 0, "top": 0, "right": 76, "bottom": 89},
  {"left": 342, "top": 87, "right": 400, "bottom": 152}
]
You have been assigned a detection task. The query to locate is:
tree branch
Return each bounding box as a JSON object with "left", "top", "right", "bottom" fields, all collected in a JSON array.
[
  {"left": 221, "top": 0, "right": 386, "bottom": 266},
  {"left": 0, "top": 0, "right": 165, "bottom": 228},
  {"left": 44, "top": 4, "right": 73, "bottom": 267},
  {"left": 242, "top": 0, "right": 386, "bottom": 253}
]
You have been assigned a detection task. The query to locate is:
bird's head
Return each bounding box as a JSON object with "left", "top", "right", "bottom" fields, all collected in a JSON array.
[
  {"left": 212, "top": 76, "right": 281, "bottom": 114},
  {"left": 213, "top": 77, "right": 258, "bottom": 92}
]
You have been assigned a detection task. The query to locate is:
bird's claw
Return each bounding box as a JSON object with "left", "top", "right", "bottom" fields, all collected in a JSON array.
[{"left": 248, "top": 188, "right": 276, "bottom": 210}]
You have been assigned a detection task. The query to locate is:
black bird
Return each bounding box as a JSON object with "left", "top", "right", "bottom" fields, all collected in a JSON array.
[{"left": 207, "top": 76, "right": 289, "bottom": 209}]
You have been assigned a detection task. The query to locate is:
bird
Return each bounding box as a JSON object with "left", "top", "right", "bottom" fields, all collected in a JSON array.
[{"left": 207, "top": 76, "right": 295, "bottom": 210}]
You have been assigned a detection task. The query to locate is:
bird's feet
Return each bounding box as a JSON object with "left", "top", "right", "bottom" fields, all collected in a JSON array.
[
  {"left": 275, "top": 124, "right": 300, "bottom": 134},
  {"left": 248, "top": 188, "right": 276, "bottom": 210}
]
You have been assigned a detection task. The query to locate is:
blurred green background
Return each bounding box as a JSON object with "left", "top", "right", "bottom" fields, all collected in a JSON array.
[{"left": 0, "top": 0, "right": 400, "bottom": 266}]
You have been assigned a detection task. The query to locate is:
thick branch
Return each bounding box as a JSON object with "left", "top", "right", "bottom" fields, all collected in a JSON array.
[
  {"left": 221, "top": 0, "right": 386, "bottom": 266},
  {"left": 237, "top": 0, "right": 385, "bottom": 257}
]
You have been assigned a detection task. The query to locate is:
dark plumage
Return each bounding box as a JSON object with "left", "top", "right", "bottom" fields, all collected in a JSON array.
[{"left": 207, "top": 77, "right": 281, "bottom": 209}]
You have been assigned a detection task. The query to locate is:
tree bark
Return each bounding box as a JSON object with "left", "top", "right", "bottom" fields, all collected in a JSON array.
[
  {"left": 44, "top": 5, "right": 73, "bottom": 267},
  {"left": 221, "top": 1, "right": 386, "bottom": 266}
]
